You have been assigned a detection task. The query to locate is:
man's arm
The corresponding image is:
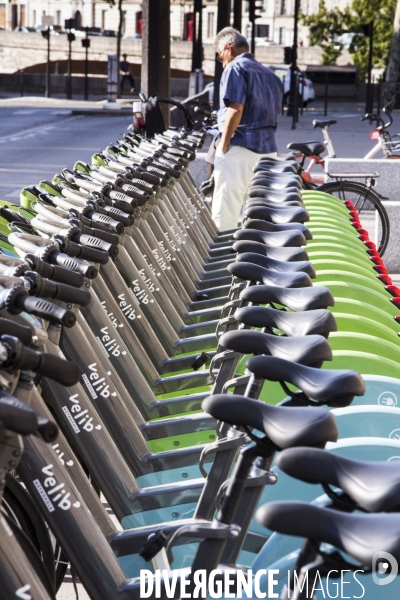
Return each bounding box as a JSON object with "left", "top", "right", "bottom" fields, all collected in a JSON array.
[{"left": 219, "top": 102, "right": 244, "bottom": 153}]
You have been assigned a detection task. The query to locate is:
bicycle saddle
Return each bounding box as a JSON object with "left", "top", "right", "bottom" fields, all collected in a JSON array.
[
  {"left": 248, "top": 188, "right": 302, "bottom": 203},
  {"left": 250, "top": 177, "right": 302, "bottom": 191},
  {"left": 277, "top": 447, "right": 400, "bottom": 513},
  {"left": 236, "top": 253, "right": 316, "bottom": 278},
  {"left": 313, "top": 119, "right": 337, "bottom": 129},
  {"left": 202, "top": 395, "right": 337, "bottom": 449},
  {"left": 287, "top": 141, "right": 326, "bottom": 157},
  {"left": 256, "top": 501, "right": 400, "bottom": 567},
  {"left": 228, "top": 262, "right": 312, "bottom": 288},
  {"left": 235, "top": 306, "right": 336, "bottom": 338},
  {"left": 232, "top": 241, "right": 309, "bottom": 262},
  {"left": 220, "top": 330, "right": 332, "bottom": 368},
  {"left": 240, "top": 284, "right": 334, "bottom": 311},
  {"left": 244, "top": 204, "right": 309, "bottom": 224},
  {"left": 243, "top": 219, "right": 312, "bottom": 241},
  {"left": 247, "top": 355, "right": 365, "bottom": 407},
  {"left": 246, "top": 198, "right": 304, "bottom": 208},
  {"left": 254, "top": 163, "right": 297, "bottom": 174},
  {"left": 233, "top": 228, "right": 307, "bottom": 247}
]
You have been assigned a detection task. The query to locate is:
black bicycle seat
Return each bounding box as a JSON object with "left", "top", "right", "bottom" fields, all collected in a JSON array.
[
  {"left": 202, "top": 395, "right": 338, "bottom": 449},
  {"left": 233, "top": 228, "right": 307, "bottom": 247},
  {"left": 246, "top": 198, "right": 304, "bottom": 208},
  {"left": 256, "top": 501, "right": 400, "bottom": 567},
  {"left": 232, "top": 241, "right": 309, "bottom": 262},
  {"left": 313, "top": 119, "right": 337, "bottom": 129},
  {"left": 243, "top": 219, "right": 312, "bottom": 241},
  {"left": 247, "top": 355, "right": 365, "bottom": 407},
  {"left": 248, "top": 188, "right": 302, "bottom": 203},
  {"left": 277, "top": 447, "right": 400, "bottom": 513},
  {"left": 228, "top": 262, "right": 312, "bottom": 288},
  {"left": 287, "top": 141, "right": 326, "bottom": 157},
  {"left": 235, "top": 306, "right": 337, "bottom": 338},
  {"left": 220, "top": 330, "right": 332, "bottom": 368},
  {"left": 236, "top": 253, "right": 316, "bottom": 278},
  {"left": 240, "top": 284, "right": 334, "bottom": 311},
  {"left": 244, "top": 204, "right": 309, "bottom": 224},
  {"left": 251, "top": 177, "right": 302, "bottom": 190},
  {"left": 254, "top": 163, "right": 297, "bottom": 174}
]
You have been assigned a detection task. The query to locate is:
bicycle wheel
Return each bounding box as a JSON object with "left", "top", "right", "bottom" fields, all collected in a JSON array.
[{"left": 316, "top": 180, "right": 390, "bottom": 255}]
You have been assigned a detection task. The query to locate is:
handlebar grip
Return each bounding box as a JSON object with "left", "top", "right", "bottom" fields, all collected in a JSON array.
[
  {"left": 141, "top": 171, "right": 168, "bottom": 187},
  {"left": 0, "top": 392, "right": 40, "bottom": 436},
  {"left": 55, "top": 237, "right": 109, "bottom": 266},
  {"left": 102, "top": 206, "right": 134, "bottom": 226},
  {"left": 194, "top": 105, "right": 212, "bottom": 118},
  {"left": 146, "top": 166, "right": 171, "bottom": 181},
  {"left": 25, "top": 254, "right": 85, "bottom": 288},
  {"left": 111, "top": 200, "right": 135, "bottom": 215},
  {"left": 45, "top": 251, "right": 98, "bottom": 280},
  {"left": 152, "top": 160, "right": 181, "bottom": 179},
  {"left": 24, "top": 272, "right": 91, "bottom": 306},
  {"left": 36, "top": 352, "right": 80, "bottom": 387},
  {"left": 15, "top": 293, "right": 76, "bottom": 328},
  {"left": 86, "top": 211, "right": 125, "bottom": 234},
  {"left": 0, "top": 318, "right": 32, "bottom": 345},
  {"left": 36, "top": 415, "right": 59, "bottom": 443},
  {"left": 71, "top": 233, "right": 118, "bottom": 259},
  {"left": 74, "top": 222, "right": 120, "bottom": 245}
]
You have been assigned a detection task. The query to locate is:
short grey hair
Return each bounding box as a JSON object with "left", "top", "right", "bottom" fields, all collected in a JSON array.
[{"left": 214, "top": 27, "right": 249, "bottom": 53}]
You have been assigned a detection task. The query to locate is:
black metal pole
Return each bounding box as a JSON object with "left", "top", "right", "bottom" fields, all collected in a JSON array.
[
  {"left": 365, "top": 21, "right": 373, "bottom": 114},
  {"left": 116, "top": 0, "right": 123, "bottom": 98},
  {"left": 192, "top": 0, "right": 203, "bottom": 73},
  {"left": 46, "top": 28, "right": 50, "bottom": 98},
  {"left": 84, "top": 27, "right": 89, "bottom": 101},
  {"left": 289, "top": 0, "right": 299, "bottom": 127},
  {"left": 20, "top": 70, "right": 24, "bottom": 97},
  {"left": 67, "top": 37, "right": 72, "bottom": 99},
  {"left": 233, "top": 0, "right": 242, "bottom": 30},
  {"left": 213, "top": 0, "right": 231, "bottom": 109}
]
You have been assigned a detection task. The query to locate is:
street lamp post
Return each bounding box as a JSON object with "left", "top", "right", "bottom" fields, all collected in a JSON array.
[
  {"left": 41, "top": 27, "right": 51, "bottom": 98},
  {"left": 82, "top": 27, "right": 91, "bottom": 101},
  {"left": 362, "top": 21, "right": 374, "bottom": 114},
  {"left": 288, "top": 0, "right": 300, "bottom": 129},
  {"left": 65, "top": 19, "right": 76, "bottom": 100}
]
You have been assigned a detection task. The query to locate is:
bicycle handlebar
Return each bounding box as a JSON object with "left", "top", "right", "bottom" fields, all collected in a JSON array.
[
  {"left": 23, "top": 271, "right": 91, "bottom": 307},
  {"left": 0, "top": 391, "right": 58, "bottom": 442},
  {"left": 5, "top": 286, "right": 76, "bottom": 328}
]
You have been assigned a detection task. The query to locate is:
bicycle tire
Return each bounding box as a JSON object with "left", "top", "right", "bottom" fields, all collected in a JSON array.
[{"left": 316, "top": 180, "right": 390, "bottom": 255}]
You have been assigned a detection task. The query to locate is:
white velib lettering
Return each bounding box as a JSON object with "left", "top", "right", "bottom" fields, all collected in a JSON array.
[
  {"left": 68, "top": 393, "right": 101, "bottom": 432},
  {"left": 140, "top": 570, "right": 153, "bottom": 598},
  {"left": 208, "top": 570, "right": 222, "bottom": 599},
  {"left": 253, "top": 570, "right": 267, "bottom": 598},
  {"left": 192, "top": 570, "right": 207, "bottom": 599},
  {"left": 236, "top": 570, "right": 252, "bottom": 598},
  {"left": 224, "top": 569, "right": 236, "bottom": 598},
  {"left": 268, "top": 569, "right": 279, "bottom": 598}
]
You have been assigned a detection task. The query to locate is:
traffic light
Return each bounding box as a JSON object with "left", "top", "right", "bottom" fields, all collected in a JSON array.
[
  {"left": 249, "top": 0, "right": 264, "bottom": 23},
  {"left": 284, "top": 46, "right": 293, "bottom": 65}
]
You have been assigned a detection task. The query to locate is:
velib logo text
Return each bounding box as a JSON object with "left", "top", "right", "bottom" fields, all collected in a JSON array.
[
  {"left": 62, "top": 391, "right": 102, "bottom": 434},
  {"left": 372, "top": 551, "right": 398, "bottom": 586},
  {"left": 33, "top": 464, "right": 81, "bottom": 513},
  {"left": 139, "top": 569, "right": 366, "bottom": 598}
]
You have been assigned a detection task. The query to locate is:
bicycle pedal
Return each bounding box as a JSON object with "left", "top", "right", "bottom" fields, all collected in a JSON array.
[{"left": 139, "top": 530, "right": 168, "bottom": 562}]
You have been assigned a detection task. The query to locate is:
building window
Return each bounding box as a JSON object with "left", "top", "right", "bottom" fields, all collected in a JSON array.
[
  {"left": 256, "top": 24, "right": 270, "bottom": 39},
  {"left": 280, "top": 0, "right": 286, "bottom": 14},
  {"left": 32, "top": 9, "right": 36, "bottom": 25},
  {"left": 279, "top": 26, "right": 285, "bottom": 44},
  {"left": 56, "top": 10, "right": 61, "bottom": 25},
  {"left": 101, "top": 9, "right": 106, "bottom": 30},
  {"left": 207, "top": 12, "right": 214, "bottom": 38}
]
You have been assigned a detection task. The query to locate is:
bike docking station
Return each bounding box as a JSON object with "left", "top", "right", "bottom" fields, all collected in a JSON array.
[{"left": 1, "top": 95, "right": 400, "bottom": 600}]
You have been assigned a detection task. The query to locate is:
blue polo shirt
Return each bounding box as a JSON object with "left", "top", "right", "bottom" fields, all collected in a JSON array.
[{"left": 218, "top": 52, "right": 283, "bottom": 154}]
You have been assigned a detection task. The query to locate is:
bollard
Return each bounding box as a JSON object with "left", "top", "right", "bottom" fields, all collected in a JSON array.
[
  {"left": 19, "top": 70, "right": 24, "bottom": 97},
  {"left": 107, "top": 55, "right": 118, "bottom": 103}
]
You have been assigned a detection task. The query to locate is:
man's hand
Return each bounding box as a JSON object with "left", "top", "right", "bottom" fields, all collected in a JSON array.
[{"left": 220, "top": 102, "right": 244, "bottom": 153}]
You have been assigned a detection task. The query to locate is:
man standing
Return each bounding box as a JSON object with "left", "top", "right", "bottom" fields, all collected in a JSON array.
[
  {"left": 212, "top": 27, "right": 283, "bottom": 231},
  {"left": 120, "top": 54, "right": 136, "bottom": 93}
]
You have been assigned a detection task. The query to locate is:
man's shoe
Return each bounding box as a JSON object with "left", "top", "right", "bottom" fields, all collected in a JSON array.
[{"left": 130, "top": 88, "right": 135, "bottom": 93}]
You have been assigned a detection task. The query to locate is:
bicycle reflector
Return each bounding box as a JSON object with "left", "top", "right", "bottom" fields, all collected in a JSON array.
[
  {"left": 370, "top": 255, "right": 384, "bottom": 266},
  {"left": 344, "top": 200, "right": 356, "bottom": 209},
  {"left": 387, "top": 285, "right": 400, "bottom": 297},
  {"left": 358, "top": 235, "right": 376, "bottom": 249},
  {"left": 367, "top": 249, "right": 381, "bottom": 258},
  {"left": 391, "top": 298, "right": 400, "bottom": 310},
  {"left": 374, "top": 265, "right": 389, "bottom": 275},
  {"left": 370, "top": 130, "right": 380, "bottom": 140},
  {"left": 377, "top": 274, "right": 393, "bottom": 286}
]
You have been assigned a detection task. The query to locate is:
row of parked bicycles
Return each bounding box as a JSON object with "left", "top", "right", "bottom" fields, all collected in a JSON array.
[{"left": 0, "top": 107, "right": 398, "bottom": 599}]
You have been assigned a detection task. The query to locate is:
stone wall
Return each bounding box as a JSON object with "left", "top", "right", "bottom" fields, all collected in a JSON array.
[{"left": 0, "top": 30, "right": 327, "bottom": 76}]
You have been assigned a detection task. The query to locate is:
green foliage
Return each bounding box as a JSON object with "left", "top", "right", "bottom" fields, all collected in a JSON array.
[
  {"left": 302, "top": 0, "right": 397, "bottom": 80},
  {"left": 302, "top": 0, "right": 344, "bottom": 65}
]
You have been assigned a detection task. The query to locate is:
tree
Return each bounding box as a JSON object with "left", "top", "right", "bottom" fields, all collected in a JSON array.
[
  {"left": 302, "top": 0, "right": 396, "bottom": 80},
  {"left": 302, "top": 1, "right": 345, "bottom": 65},
  {"left": 382, "top": 0, "right": 400, "bottom": 105}
]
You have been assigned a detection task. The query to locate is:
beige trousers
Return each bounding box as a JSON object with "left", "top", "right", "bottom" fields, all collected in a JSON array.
[{"left": 212, "top": 145, "right": 277, "bottom": 231}]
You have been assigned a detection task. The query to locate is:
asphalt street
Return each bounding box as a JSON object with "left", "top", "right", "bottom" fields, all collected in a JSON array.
[{"left": 0, "top": 108, "right": 130, "bottom": 201}]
